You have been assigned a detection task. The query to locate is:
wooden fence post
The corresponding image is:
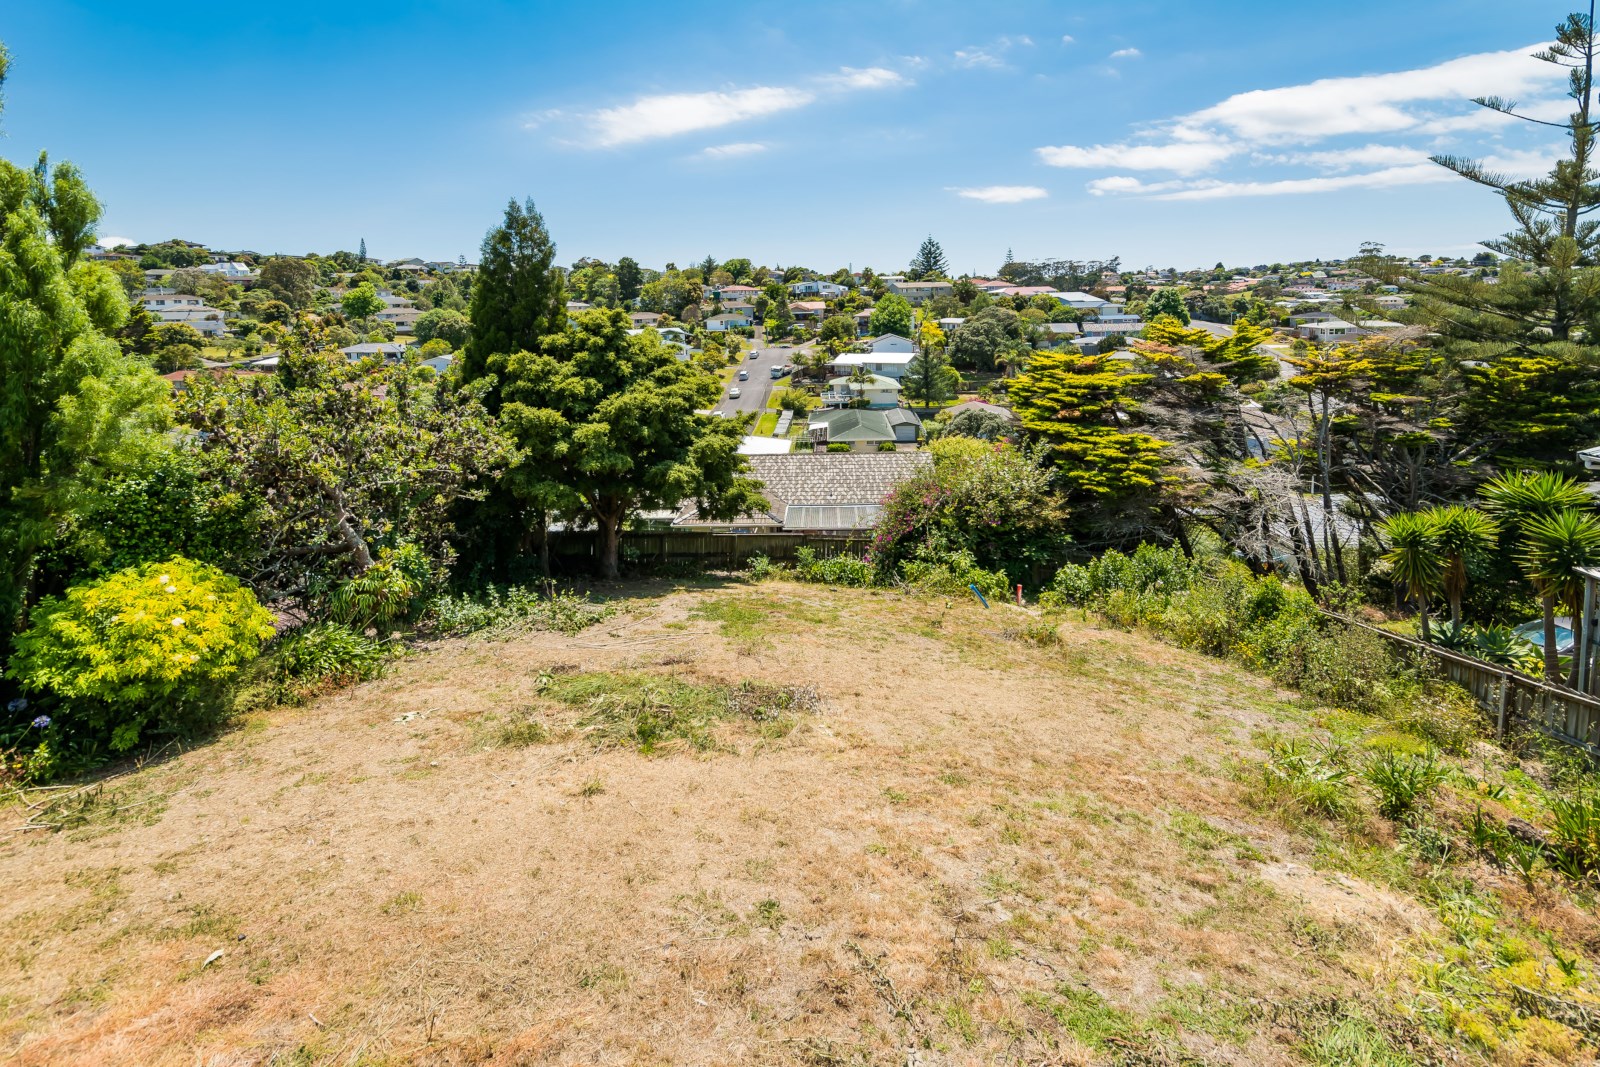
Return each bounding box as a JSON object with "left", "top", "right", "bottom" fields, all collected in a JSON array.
[{"left": 1496, "top": 672, "right": 1510, "bottom": 740}]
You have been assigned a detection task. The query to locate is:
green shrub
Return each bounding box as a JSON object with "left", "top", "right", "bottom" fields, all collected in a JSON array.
[
  {"left": 899, "top": 549, "right": 1010, "bottom": 600},
  {"left": 1546, "top": 790, "right": 1600, "bottom": 877},
  {"left": 792, "top": 546, "right": 873, "bottom": 587},
  {"left": 876, "top": 440, "right": 898, "bottom": 452},
  {"left": 746, "top": 554, "right": 777, "bottom": 581},
  {"left": 1364, "top": 749, "right": 1447, "bottom": 821},
  {"left": 826, "top": 442, "right": 852, "bottom": 453},
  {"left": 7, "top": 558, "right": 275, "bottom": 757},
  {"left": 427, "top": 586, "right": 612, "bottom": 637},
  {"left": 321, "top": 543, "right": 434, "bottom": 635},
  {"left": 1259, "top": 739, "right": 1356, "bottom": 820},
  {"left": 264, "top": 622, "right": 390, "bottom": 704}
]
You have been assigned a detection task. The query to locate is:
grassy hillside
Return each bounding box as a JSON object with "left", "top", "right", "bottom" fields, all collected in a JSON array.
[{"left": 1, "top": 579, "right": 1596, "bottom": 1066}]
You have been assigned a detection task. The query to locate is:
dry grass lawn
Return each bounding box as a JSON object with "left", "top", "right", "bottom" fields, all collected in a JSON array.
[{"left": 0, "top": 579, "right": 1576, "bottom": 1064}]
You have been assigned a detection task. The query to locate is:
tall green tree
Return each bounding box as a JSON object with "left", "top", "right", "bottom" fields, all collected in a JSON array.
[
  {"left": 0, "top": 50, "right": 170, "bottom": 650},
  {"left": 1144, "top": 289, "right": 1190, "bottom": 325},
  {"left": 1517, "top": 509, "right": 1600, "bottom": 681},
  {"left": 1379, "top": 511, "right": 1445, "bottom": 640},
  {"left": 463, "top": 198, "right": 566, "bottom": 397},
  {"left": 902, "top": 347, "right": 962, "bottom": 406},
  {"left": 178, "top": 327, "right": 509, "bottom": 601},
  {"left": 340, "top": 282, "right": 384, "bottom": 328},
  {"left": 908, "top": 236, "right": 948, "bottom": 280},
  {"left": 259, "top": 257, "right": 318, "bottom": 309},
  {"left": 493, "top": 309, "right": 765, "bottom": 579},
  {"left": 615, "top": 256, "right": 643, "bottom": 303},
  {"left": 1423, "top": 505, "right": 1499, "bottom": 627},
  {"left": 1365, "top": 10, "right": 1600, "bottom": 463},
  {"left": 869, "top": 293, "right": 914, "bottom": 339}
]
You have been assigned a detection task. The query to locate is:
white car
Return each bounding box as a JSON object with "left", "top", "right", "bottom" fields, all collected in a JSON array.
[
  {"left": 738, "top": 370, "right": 749, "bottom": 380},
  {"left": 728, "top": 387, "right": 741, "bottom": 399}
]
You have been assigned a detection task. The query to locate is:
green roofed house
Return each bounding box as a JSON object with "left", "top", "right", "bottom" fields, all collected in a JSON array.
[
  {"left": 672, "top": 451, "right": 932, "bottom": 534},
  {"left": 807, "top": 407, "right": 921, "bottom": 451}
]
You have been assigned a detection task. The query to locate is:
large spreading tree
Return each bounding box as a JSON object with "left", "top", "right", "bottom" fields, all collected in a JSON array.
[
  {"left": 0, "top": 51, "right": 169, "bottom": 653},
  {"left": 493, "top": 309, "right": 765, "bottom": 579}
]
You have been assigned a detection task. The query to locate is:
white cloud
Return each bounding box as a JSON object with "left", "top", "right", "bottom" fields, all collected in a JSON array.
[
  {"left": 97, "top": 235, "right": 135, "bottom": 248},
  {"left": 1060, "top": 35, "right": 1076, "bottom": 45},
  {"left": 579, "top": 66, "right": 906, "bottom": 147},
  {"left": 1037, "top": 137, "right": 1240, "bottom": 174},
  {"left": 953, "top": 185, "right": 1049, "bottom": 204},
  {"left": 1086, "top": 176, "right": 1194, "bottom": 196},
  {"left": 701, "top": 142, "right": 768, "bottom": 158},
  {"left": 1189, "top": 43, "right": 1562, "bottom": 142},
  {"left": 1261, "top": 143, "right": 1431, "bottom": 170},
  {"left": 589, "top": 87, "right": 814, "bottom": 147},
  {"left": 1149, "top": 164, "right": 1453, "bottom": 201},
  {"left": 1109, "top": 47, "right": 1142, "bottom": 59},
  {"left": 1035, "top": 42, "right": 1569, "bottom": 204},
  {"left": 821, "top": 66, "right": 907, "bottom": 90},
  {"left": 954, "top": 47, "right": 1006, "bottom": 70}
]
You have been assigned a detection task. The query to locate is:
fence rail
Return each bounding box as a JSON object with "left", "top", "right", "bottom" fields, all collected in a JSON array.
[
  {"left": 1324, "top": 612, "right": 1600, "bottom": 759},
  {"left": 548, "top": 530, "right": 870, "bottom": 566}
]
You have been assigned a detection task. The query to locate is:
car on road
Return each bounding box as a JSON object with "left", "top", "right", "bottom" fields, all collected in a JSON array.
[
  {"left": 728, "top": 387, "right": 741, "bottom": 399},
  {"left": 749, "top": 350, "right": 758, "bottom": 360},
  {"left": 737, "top": 370, "right": 749, "bottom": 380}
]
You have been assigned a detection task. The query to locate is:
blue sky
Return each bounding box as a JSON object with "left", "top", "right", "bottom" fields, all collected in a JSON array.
[{"left": 0, "top": 1, "right": 1571, "bottom": 272}]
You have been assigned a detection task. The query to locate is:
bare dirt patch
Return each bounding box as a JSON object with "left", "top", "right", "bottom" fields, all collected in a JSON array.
[{"left": 0, "top": 580, "right": 1443, "bottom": 1065}]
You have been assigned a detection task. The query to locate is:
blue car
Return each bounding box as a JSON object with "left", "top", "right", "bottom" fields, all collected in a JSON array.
[{"left": 1512, "top": 617, "right": 1576, "bottom": 656}]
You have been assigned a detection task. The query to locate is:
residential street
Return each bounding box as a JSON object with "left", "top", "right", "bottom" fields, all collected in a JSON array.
[{"left": 712, "top": 327, "right": 814, "bottom": 420}]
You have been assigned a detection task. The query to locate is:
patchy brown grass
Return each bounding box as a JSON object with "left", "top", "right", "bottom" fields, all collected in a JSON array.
[{"left": 0, "top": 579, "right": 1545, "bottom": 1065}]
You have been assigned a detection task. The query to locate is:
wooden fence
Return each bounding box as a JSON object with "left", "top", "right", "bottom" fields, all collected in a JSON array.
[
  {"left": 1325, "top": 612, "right": 1600, "bottom": 759},
  {"left": 548, "top": 530, "right": 871, "bottom": 567}
]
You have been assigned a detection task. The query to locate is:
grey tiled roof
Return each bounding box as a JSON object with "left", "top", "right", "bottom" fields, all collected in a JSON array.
[
  {"left": 674, "top": 451, "right": 931, "bottom": 528},
  {"left": 809, "top": 408, "right": 922, "bottom": 441}
]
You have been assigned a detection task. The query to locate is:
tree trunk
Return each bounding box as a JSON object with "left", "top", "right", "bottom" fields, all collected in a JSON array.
[
  {"left": 1418, "top": 598, "right": 1432, "bottom": 643},
  {"left": 596, "top": 511, "right": 623, "bottom": 581},
  {"left": 1449, "top": 591, "right": 1462, "bottom": 630},
  {"left": 1542, "top": 594, "right": 1561, "bottom": 682},
  {"left": 534, "top": 507, "right": 550, "bottom": 579},
  {"left": 1567, "top": 607, "right": 1585, "bottom": 691}
]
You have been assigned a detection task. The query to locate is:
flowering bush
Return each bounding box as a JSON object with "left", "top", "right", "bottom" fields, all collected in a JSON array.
[
  {"left": 7, "top": 557, "right": 275, "bottom": 754},
  {"left": 869, "top": 438, "right": 1071, "bottom": 586}
]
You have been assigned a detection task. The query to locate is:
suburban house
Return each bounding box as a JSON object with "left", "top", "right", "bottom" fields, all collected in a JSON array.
[
  {"left": 945, "top": 400, "right": 1019, "bottom": 424},
  {"left": 340, "top": 342, "right": 411, "bottom": 361},
  {"left": 672, "top": 451, "right": 932, "bottom": 535},
  {"left": 832, "top": 334, "right": 916, "bottom": 379},
  {"left": 1295, "top": 318, "right": 1360, "bottom": 343},
  {"left": 791, "top": 300, "right": 827, "bottom": 322},
  {"left": 148, "top": 304, "right": 227, "bottom": 335},
  {"left": 1040, "top": 321, "right": 1083, "bottom": 347},
  {"left": 854, "top": 308, "right": 875, "bottom": 335},
  {"left": 822, "top": 372, "right": 902, "bottom": 408},
  {"left": 998, "top": 285, "right": 1057, "bottom": 300},
  {"left": 710, "top": 283, "right": 761, "bottom": 301},
  {"left": 1051, "top": 291, "right": 1113, "bottom": 312},
  {"left": 629, "top": 311, "right": 664, "bottom": 328},
  {"left": 1372, "top": 295, "right": 1407, "bottom": 311},
  {"left": 936, "top": 317, "right": 966, "bottom": 333},
  {"left": 1081, "top": 316, "right": 1145, "bottom": 339},
  {"left": 628, "top": 326, "right": 692, "bottom": 360},
  {"left": 377, "top": 306, "right": 423, "bottom": 332},
  {"left": 421, "top": 352, "right": 455, "bottom": 375},
  {"left": 198, "top": 261, "right": 253, "bottom": 279},
  {"left": 1579, "top": 444, "right": 1600, "bottom": 472},
  {"left": 715, "top": 301, "right": 756, "bottom": 323},
  {"left": 790, "top": 279, "right": 847, "bottom": 298},
  {"left": 139, "top": 292, "right": 207, "bottom": 311},
  {"left": 566, "top": 300, "right": 594, "bottom": 312},
  {"left": 886, "top": 279, "right": 953, "bottom": 304},
  {"left": 705, "top": 312, "right": 749, "bottom": 333},
  {"left": 807, "top": 408, "right": 922, "bottom": 450}
]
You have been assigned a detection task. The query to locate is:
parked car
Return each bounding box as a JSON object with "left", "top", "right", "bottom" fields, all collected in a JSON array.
[
  {"left": 1512, "top": 617, "right": 1576, "bottom": 655},
  {"left": 728, "top": 387, "right": 741, "bottom": 399}
]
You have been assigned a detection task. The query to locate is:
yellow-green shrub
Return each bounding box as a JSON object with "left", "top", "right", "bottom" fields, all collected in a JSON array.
[{"left": 8, "top": 558, "right": 274, "bottom": 753}]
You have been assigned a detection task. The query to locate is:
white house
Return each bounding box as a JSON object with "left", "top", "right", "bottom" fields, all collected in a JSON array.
[
  {"left": 705, "top": 312, "right": 749, "bottom": 333},
  {"left": 198, "top": 261, "right": 253, "bottom": 279},
  {"left": 823, "top": 372, "right": 902, "bottom": 408},
  {"left": 628, "top": 326, "right": 692, "bottom": 360},
  {"left": 1296, "top": 318, "right": 1361, "bottom": 343},
  {"left": 139, "top": 292, "right": 207, "bottom": 311},
  {"left": 340, "top": 342, "right": 410, "bottom": 361},
  {"left": 831, "top": 334, "right": 916, "bottom": 379},
  {"left": 149, "top": 304, "right": 227, "bottom": 336},
  {"left": 1051, "top": 291, "right": 1112, "bottom": 312},
  {"left": 791, "top": 280, "right": 847, "bottom": 298},
  {"left": 377, "top": 307, "right": 423, "bottom": 332},
  {"left": 886, "top": 279, "right": 953, "bottom": 305}
]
